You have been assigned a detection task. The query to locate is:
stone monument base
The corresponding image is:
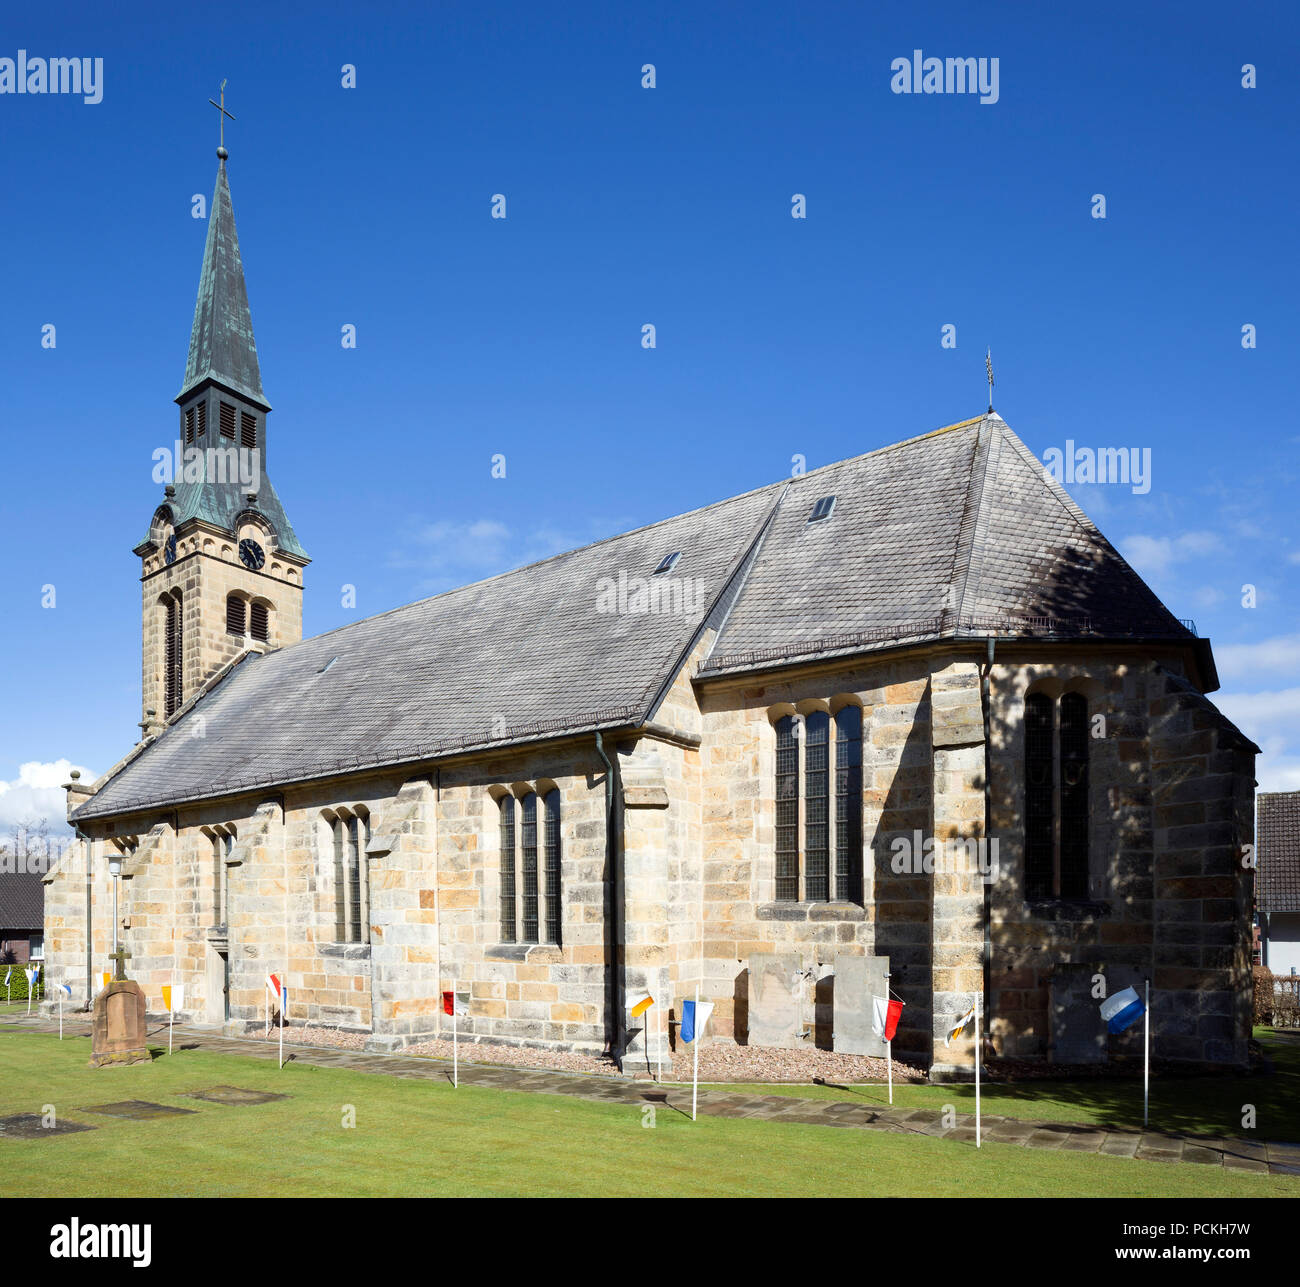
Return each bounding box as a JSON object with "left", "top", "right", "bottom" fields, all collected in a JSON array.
[{"left": 90, "top": 979, "right": 151, "bottom": 1068}]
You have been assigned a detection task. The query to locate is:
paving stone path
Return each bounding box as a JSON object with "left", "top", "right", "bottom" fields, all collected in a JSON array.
[{"left": 6, "top": 1014, "right": 1298, "bottom": 1176}]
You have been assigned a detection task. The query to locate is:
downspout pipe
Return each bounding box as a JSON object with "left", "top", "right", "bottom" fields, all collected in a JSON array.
[
  {"left": 75, "top": 826, "right": 93, "bottom": 1013},
  {"left": 595, "top": 731, "right": 620, "bottom": 1056}
]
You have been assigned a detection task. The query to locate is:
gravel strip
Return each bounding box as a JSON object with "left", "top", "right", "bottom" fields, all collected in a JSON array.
[{"left": 241, "top": 1023, "right": 927, "bottom": 1084}]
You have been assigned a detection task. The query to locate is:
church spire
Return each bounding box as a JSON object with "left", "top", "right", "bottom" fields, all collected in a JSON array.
[{"left": 178, "top": 101, "right": 268, "bottom": 411}]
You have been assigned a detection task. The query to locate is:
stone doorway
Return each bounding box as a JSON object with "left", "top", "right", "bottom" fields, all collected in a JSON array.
[{"left": 205, "top": 944, "right": 230, "bottom": 1025}]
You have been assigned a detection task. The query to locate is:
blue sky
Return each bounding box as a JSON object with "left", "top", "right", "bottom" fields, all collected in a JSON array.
[{"left": 1, "top": 0, "right": 1297, "bottom": 831}]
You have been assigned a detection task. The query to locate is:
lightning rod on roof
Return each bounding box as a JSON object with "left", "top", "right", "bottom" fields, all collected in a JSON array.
[{"left": 986, "top": 348, "right": 994, "bottom": 413}]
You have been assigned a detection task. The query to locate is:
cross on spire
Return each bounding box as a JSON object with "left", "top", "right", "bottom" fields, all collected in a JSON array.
[
  {"left": 986, "top": 348, "right": 994, "bottom": 412},
  {"left": 208, "top": 79, "right": 236, "bottom": 159}
]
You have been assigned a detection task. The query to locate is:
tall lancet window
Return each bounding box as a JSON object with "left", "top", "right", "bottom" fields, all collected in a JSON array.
[
  {"left": 164, "top": 592, "right": 183, "bottom": 717},
  {"left": 1025, "top": 692, "right": 1090, "bottom": 901},
  {"left": 331, "top": 812, "right": 371, "bottom": 944},
  {"left": 497, "top": 789, "right": 562, "bottom": 945},
  {"left": 772, "top": 703, "right": 865, "bottom": 904}
]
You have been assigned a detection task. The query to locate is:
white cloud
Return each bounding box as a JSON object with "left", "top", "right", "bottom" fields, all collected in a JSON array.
[
  {"left": 1287, "top": 550, "right": 1300, "bottom": 565},
  {"left": 1120, "top": 530, "right": 1222, "bottom": 577},
  {"left": 1214, "top": 635, "right": 1300, "bottom": 683},
  {"left": 0, "top": 760, "right": 94, "bottom": 836}
]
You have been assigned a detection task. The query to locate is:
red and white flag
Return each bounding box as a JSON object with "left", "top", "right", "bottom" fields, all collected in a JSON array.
[
  {"left": 442, "top": 990, "right": 467, "bottom": 1017},
  {"left": 266, "top": 973, "right": 285, "bottom": 1007},
  {"left": 872, "top": 995, "right": 904, "bottom": 1042}
]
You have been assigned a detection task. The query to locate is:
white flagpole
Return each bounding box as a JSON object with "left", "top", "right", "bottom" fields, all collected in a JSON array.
[
  {"left": 691, "top": 985, "right": 700, "bottom": 1122},
  {"left": 657, "top": 1002, "right": 662, "bottom": 1083},
  {"left": 975, "top": 997, "right": 982, "bottom": 1149},
  {"left": 26, "top": 973, "right": 33, "bottom": 1016},
  {"left": 278, "top": 984, "right": 284, "bottom": 1070},
  {"left": 453, "top": 998, "right": 459, "bottom": 1089},
  {"left": 1143, "top": 978, "right": 1150, "bottom": 1128},
  {"left": 265, "top": 990, "right": 269, "bottom": 1039},
  {"left": 169, "top": 991, "right": 174, "bottom": 1055},
  {"left": 884, "top": 971, "right": 893, "bottom": 1105},
  {"left": 59, "top": 992, "right": 64, "bottom": 1039}
]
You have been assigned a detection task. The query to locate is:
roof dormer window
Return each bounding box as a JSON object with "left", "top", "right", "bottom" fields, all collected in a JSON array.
[
  {"left": 654, "top": 552, "right": 681, "bottom": 574},
  {"left": 808, "top": 496, "right": 836, "bottom": 523}
]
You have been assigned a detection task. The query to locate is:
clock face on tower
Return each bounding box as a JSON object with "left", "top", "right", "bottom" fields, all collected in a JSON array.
[
  {"left": 238, "top": 538, "right": 265, "bottom": 571},
  {"left": 163, "top": 534, "right": 177, "bottom": 566}
]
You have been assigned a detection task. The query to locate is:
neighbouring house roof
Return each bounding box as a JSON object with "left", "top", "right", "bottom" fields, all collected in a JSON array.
[
  {"left": 75, "top": 411, "right": 1210, "bottom": 823},
  {"left": 1258, "top": 791, "right": 1300, "bottom": 914},
  {"left": 0, "top": 869, "right": 45, "bottom": 932}
]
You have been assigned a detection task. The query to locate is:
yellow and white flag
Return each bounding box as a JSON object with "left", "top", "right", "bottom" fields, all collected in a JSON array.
[
  {"left": 162, "top": 984, "right": 184, "bottom": 1014},
  {"left": 629, "top": 994, "right": 654, "bottom": 1019},
  {"left": 945, "top": 1006, "right": 975, "bottom": 1046}
]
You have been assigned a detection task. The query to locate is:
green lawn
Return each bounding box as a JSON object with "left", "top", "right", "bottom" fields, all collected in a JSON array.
[
  {"left": 1, "top": 1030, "right": 1297, "bottom": 1197},
  {"left": 703, "top": 1029, "right": 1300, "bottom": 1143}
]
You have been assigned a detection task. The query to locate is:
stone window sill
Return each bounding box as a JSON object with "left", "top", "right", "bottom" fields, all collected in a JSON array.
[
  {"left": 486, "top": 943, "right": 562, "bottom": 963},
  {"left": 757, "top": 901, "right": 866, "bottom": 923},
  {"left": 1025, "top": 899, "right": 1111, "bottom": 922}
]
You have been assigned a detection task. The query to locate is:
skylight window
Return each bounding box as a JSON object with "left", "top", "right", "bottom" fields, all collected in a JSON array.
[
  {"left": 808, "top": 496, "right": 837, "bottom": 523},
  {"left": 654, "top": 552, "right": 682, "bottom": 574}
]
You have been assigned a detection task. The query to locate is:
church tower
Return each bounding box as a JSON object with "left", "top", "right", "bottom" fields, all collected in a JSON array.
[{"left": 134, "top": 135, "right": 308, "bottom": 737}]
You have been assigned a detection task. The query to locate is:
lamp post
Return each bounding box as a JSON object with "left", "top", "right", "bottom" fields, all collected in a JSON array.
[{"left": 108, "top": 855, "right": 122, "bottom": 960}]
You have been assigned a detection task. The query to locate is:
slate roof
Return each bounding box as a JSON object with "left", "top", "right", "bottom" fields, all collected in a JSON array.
[
  {"left": 0, "top": 870, "right": 45, "bottom": 931},
  {"left": 75, "top": 482, "right": 783, "bottom": 819},
  {"left": 697, "top": 414, "right": 1192, "bottom": 675},
  {"left": 1258, "top": 792, "right": 1300, "bottom": 914},
  {"left": 76, "top": 412, "right": 1205, "bottom": 823},
  {"left": 180, "top": 156, "right": 267, "bottom": 409}
]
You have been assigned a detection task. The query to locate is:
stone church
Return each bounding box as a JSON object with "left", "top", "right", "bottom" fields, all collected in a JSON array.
[{"left": 43, "top": 144, "right": 1258, "bottom": 1075}]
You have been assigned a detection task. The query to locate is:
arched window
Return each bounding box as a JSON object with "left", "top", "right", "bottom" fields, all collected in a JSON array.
[
  {"left": 331, "top": 812, "right": 370, "bottom": 943},
  {"left": 226, "top": 594, "right": 246, "bottom": 636},
  {"left": 1025, "top": 692, "right": 1090, "bottom": 901},
  {"left": 521, "top": 793, "right": 539, "bottom": 943},
  {"left": 497, "top": 789, "right": 562, "bottom": 945},
  {"left": 834, "top": 706, "right": 863, "bottom": 901},
  {"left": 210, "top": 829, "right": 233, "bottom": 926},
  {"left": 164, "top": 592, "right": 183, "bottom": 716},
  {"left": 804, "top": 711, "right": 830, "bottom": 901},
  {"left": 544, "top": 789, "right": 562, "bottom": 946},
  {"left": 772, "top": 704, "right": 865, "bottom": 903},
  {"left": 499, "top": 795, "right": 516, "bottom": 942},
  {"left": 775, "top": 716, "right": 799, "bottom": 901}
]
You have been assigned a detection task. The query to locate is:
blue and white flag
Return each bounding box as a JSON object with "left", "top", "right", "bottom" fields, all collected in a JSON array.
[
  {"left": 24, "top": 967, "right": 38, "bottom": 988},
  {"left": 55, "top": 983, "right": 72, "bottom": 999},
  {"left": 680, "top": 999, "right": 714, "bottom": 1044},
  {"left": 3, "top": 968, "right": 9, "bottom": 986},
  {"left": 1100, "top": 985, "right": 1145, "bottom": 1034}
]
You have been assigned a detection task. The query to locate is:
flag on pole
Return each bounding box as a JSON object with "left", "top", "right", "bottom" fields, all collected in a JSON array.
[
  {"left": 3, "top": 968, "right": 9, "bottom": 987},
  {"left": 265, "top": 973, "right": 285, "bottom": 1007},
  {"left": 945, "top": 1005, "right": 975, "bottom": 1046},
  {"left": 680, "top": 998, "right": 713, "bottom": 1044},
  {"left": 442, "top": 990, "right": 467, "bottom": 1016},
  {"left": 101, "top": 971, "right": 111, "bottom": 990},
  {"left": 1100, "top": 985, "right": 1145, "bottom": 1034},
  {"left": 872, "top": 996, "right": 904, "bottom": 1042},
  {"left": 162, "top": 984, "right": 185, "bottom": 1013},
  {"left": 629, "top": 993, "right": 654, "bottom": 1019},
  {"left": 24, "top": 967, "right": 39, "bottom": 989},
  {"left": 55, "top": 983, "right": 71, "bottom": 999}
]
